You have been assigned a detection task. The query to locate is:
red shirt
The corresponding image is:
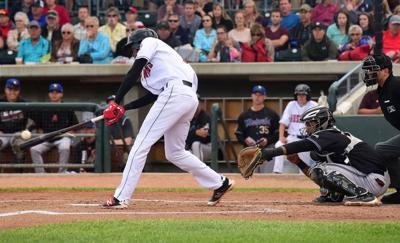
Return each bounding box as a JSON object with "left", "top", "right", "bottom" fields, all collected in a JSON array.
[
  {"left": 265, "top": 26, "right": 289, "bottom": 51},
  {"left": 359, "top": 90, "right": 380, "bottom": 110},
  {"left": 383, "top": 29, "right": 400, "bottom": 54},
  {"left": 43, "top": 5, "right": 71, "bottom": 26},
  {"left": 0, "top": 21, "right": 14, "bottom": 39}
]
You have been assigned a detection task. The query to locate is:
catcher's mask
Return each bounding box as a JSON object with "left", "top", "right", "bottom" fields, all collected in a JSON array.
[
  {"left": 126, "top": 28, "right": 158, "bottom": 50},
  {"left": 361, "top": 55, "right": 392, "bottom": 86},
  {"left": 300, "top": 106, "right": 335, "bottom": 135}
]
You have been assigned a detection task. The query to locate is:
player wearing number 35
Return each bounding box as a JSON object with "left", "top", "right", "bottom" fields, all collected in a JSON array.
[
  {"left": 235, "top": 85, "right": 280, "bottom": 173},
  {"left": 102, "top": 28, "right": 234, "bottom": 209}
]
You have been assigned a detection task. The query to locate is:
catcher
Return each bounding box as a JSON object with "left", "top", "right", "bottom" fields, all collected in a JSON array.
[{"left": 238, "top": 106, "right": 389, "bottom": 206}]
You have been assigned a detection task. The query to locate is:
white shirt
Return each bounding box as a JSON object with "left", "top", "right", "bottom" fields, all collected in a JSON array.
[
  {"left": 74, "top": 23, "right": 86, "bottom": 40},
  {"left": 280, "top": 100, "right": 318, "bottom": 136},
  {"left": 136, "top": 37, "right": 197, "bottom": 95}
]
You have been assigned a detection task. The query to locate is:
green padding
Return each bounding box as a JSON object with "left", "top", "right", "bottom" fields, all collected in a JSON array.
[{"left": 335, "top": 116, "right": 398, "bottom": 146}]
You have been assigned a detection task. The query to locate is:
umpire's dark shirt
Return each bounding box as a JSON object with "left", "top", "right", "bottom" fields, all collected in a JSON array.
[
  {"left": 35, "top": 110, "right": 78, "bottom": 133},
  {"left": 378, "top": 74, "right": 400, "bottom": 131}
]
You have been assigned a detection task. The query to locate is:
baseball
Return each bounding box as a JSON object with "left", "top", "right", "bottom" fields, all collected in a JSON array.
[{"left": 21, "top": 130, "right": 32, "bottom": 140}]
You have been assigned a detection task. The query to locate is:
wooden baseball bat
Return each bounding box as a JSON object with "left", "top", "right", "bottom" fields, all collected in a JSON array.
[{"left": 19, "top": 115, "right": 104, "bottom": 150}]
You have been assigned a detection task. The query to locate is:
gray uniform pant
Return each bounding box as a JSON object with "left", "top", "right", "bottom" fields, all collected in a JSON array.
[
  {"left": 30, "top": 137, "right": 72, "bottom": 173},
  {"left": 375, "top": 133, "right": 400, "bottom": 189},
  {"left": 320, "top": 163, "right": 390, "bottom": 197},
  {"left": 191, "top": 141, "right": 212, "bottom": 161}
]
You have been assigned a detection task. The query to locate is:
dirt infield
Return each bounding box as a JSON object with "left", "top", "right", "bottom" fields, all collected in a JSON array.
[{"left": 1, "top": 173, "right": 399, "bottom": 229}]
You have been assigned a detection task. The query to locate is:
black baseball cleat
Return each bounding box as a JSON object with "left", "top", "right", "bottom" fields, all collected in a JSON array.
[
  {"left": 101, "top": 197, "right": 128, "bottom": 209},
  {"left": 344, "top": 192, "right": 381, "bottom": 206},
  {"left": 381, "top": 191, "right": 400, "bottom": 204},
  {"left": 208, "top": 177, "right": 235, "bottom": 206}
]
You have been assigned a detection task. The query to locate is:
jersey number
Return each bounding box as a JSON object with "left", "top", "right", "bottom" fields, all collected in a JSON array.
[{"left": 259, "top": 125, "right": 269, "bottom": 134}]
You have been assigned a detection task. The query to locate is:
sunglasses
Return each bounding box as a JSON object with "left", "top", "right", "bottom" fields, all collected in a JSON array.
[
  {"left": 107, "top": 14, "right": 117, "bottom": 18},
  {"left": 202, "top": 19, "right": 211, "bottom": 22},
  {"left": 251, "top": 33, "right": 262, "bottom": 36},
  {"left": 350, "top": 33, "right": 361, "bottom": 36},
  {"left": 168, "top": 19, "right": 179, "bottom": 23},
  {"left": 62, "top": 31, "right": 72, "bottom": 34},
  {"left": 85, "top": 25, "right": 95, "bottom": 28}
]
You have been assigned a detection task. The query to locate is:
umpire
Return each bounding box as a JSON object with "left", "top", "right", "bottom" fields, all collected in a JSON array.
[{"left": 362, "top": 54, "right": 400, "bottom": 204}]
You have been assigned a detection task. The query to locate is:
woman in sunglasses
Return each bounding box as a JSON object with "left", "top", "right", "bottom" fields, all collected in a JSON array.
[
  {"left": 241, "top": 23, "right": 273, "bottom": 62},
  {"left": 193, "top": 14, "right": 217, "bottom": 62},
  {"left": 50, "top": 23, "right": 79, "bottom": 63},
  {"left": 338, "top": 25, "right": 372, "bottom": 61}
]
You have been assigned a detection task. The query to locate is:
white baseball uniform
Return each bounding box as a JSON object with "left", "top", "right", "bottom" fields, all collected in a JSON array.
[
  {"left": 273, "top": 100, "right": 318, "bottom": 173},
  {"left": 113, "top": 38, "right": 224, "bottom": 203}
]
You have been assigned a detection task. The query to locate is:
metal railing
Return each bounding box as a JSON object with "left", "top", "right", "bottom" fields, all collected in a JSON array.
[
  {"left": 0, "top": 102, "right": 111, "bottom": 172},
  {"left": 327, "top": 62, "right": 364, "bottom": 112}
]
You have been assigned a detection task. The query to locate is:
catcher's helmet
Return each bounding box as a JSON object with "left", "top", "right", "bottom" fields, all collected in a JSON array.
[
  {"left": 300, "top": 106, "right": 335, "bottom": 135},
  {"left": 126, "top": 28, "right": 158, "bottom": 49},
  {"left": 361, "top": 54, "right": 392, "bottom": 86},
  {"left": 294, "top": 84, "right": 311, "bottom": 101}
]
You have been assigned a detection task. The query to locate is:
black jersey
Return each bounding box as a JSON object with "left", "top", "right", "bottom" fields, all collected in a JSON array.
[
  {"left": 235, "top": 107, "right": 280, "bottom": 146},
  {"left": 0, "top": 97, "right": 30, "bottom": 133},
  {"left": 377, "top": 74, "right": 400, "bottom": 131},
  {"left": 186, "top": 109, "right": 211, "bottom": 148},
  {"left": 306, "top": 127, "right": 386, "bottom": 175}
]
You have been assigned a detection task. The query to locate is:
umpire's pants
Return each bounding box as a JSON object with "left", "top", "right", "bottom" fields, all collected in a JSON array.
[{"left": 375, "top": 133, "right": 400, "bottom": 189}]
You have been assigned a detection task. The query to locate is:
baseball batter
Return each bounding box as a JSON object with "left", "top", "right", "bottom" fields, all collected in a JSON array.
[
  {"left": 102, "top": 29, "right": 234, "bottom": 209},
  {"left": 273, "top": 84, "right": 318, "bottom": 173}
]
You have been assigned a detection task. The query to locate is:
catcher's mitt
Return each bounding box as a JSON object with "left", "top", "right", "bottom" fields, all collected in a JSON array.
[{"left": 237, "top": 146, "right": 263, "bottom": 179}]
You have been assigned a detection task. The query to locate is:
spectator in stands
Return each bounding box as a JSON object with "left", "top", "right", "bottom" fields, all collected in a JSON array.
[
  {"left": 311, "top": 0, "right": 338, "bottom": 26},
  {"left": 115, "top": 22, "right": 136, "bottom": 59},
  {"left": 18, "top": 20, "right": 50, "bottom": 63},
  {"left": 29, "top": 0, "right": 46, "bottom": 28},
  {"left": 211, "top": 3, "right": 233, "bottom": 32},
  {"left": 30, "top": 83, "right": 79, "bottom": 173},
  {"left": 357, "top": 90, "right": 382, "bottom": 115},
  {"left": 99, "top": 7, "right": 126, "bottom": 54},
  {"left": 235, "top": 85, "right": 280, "bottom": 173},
  {"left": 243, "top": 0, "right": 267, "bottom": 28},
  {"left": 358, "top": 12, "right": 374, "bottom": 37},
  {"left": 343, "top": 0, "right": 373, "bottom": 15},
  {"left": 194, "top": 0, "right": 213, "bottom": 17},
  {"left": 0, "top": 32, "right": 17, "bottom": 64},
  {"left": 185, "top": 94, "right": 211, "bottom": 161},
  {"left": 193, "top": 14, "right": 216, "bottom": 62},
  {"left": 157, "top": 0, "right": 184, "bottom": 23},
  {"left": 290, "top": 4, "right": 312, "bottom": 48},
  {"left": 43, "top": 0, "right": 70, "bottom": 26},
  {"left": 338, "top": 25, "right": 372, "bottom": 61},
  {"left": 302, "top": 22, "right": 337, "bottom": 61},
  {"left": 279, "top": 0, "right": 300, "bottom": 31},
  {"left": 327, "top": 10, "right": 350, "bottom": 48},
  {"left": 228, "top": 10, "right": 251, "bottom": 44},
  {"left": 78, "top": 16, "right": 113, "bottom": 64},
  {"left": 0, "top": 9, "right": 14, "bottom": 40},
  {"left": 124, "top": 7, "right": 144, "bottom": 29},
  {"left": 180, "top": 0, "right": 201, "bottom": 45},
  {"left": 383, "top": 15, "right": 400, "bottom": 63},
  {"left": 42, "top": 10, "right": 62, "bottom": 45},
  {"left": 50, "top": 23, "right": 79, "bottom": 63},
  {"left": 21, "top": 0, "right": 34, "bottom": 16},
  {"left": 265, "top": 9, "right": 289, "bottom": 53},
  {"left": 241, "top": 23, "right": 273, "bottom": 62},
  {"left": 208, "top": 25, "right": 241, "bottom": 62},
  {"left": 157, "top": 21, "right": 181, "bottom": 48},
  {"left": 7, "top": 12, "right": 30, "bottom": 52},
  {"left": 273, "top": 84, "right": 318, "bottom": 174},
  {"left": 0, "top": 79, "right": 32, "bottom": 163},
  {"left": 73, "top": 5, "right": 89, "bottom": 41},
  {"left": 168, "top": 14, "right": 189, "bottom": 45},
  {"left": 106, "top": 95, "right": 134, "bottom": 147}
]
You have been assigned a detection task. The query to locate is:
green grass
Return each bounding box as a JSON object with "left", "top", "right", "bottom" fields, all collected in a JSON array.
[
  {"left": 0, "top": 186, "right": 319, "bottom": 193},
  {"left": 1, "top": 219, "right": 400, "bottom": 243}
]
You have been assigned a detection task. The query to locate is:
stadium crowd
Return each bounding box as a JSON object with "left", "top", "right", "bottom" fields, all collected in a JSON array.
[{"left": 0, "top": 0, "right": 399, "bottom": 64}]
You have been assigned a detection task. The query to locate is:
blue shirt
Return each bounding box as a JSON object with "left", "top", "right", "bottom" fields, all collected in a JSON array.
[
  {"left": 193, "top": 28, "right": 217, "bottom": 62},
  {"left": 17, "top": 36, "right": 50, "bottom": 64},
  {"left": 78, "top": 31, "right": 113, "bottom": 64},
  {"left": 327, "top": 24, "right": 349, "bottom": 48},
  {"left": 28, "top": 15, "right": 47, "bottom": 29},
  {"left": 281, "top": 13, "right": 300, "bottom": 31}
]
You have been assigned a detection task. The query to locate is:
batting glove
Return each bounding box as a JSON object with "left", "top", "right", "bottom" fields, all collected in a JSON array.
[{"left": 103, "top": 102, "right": 125, "bottom": 126}]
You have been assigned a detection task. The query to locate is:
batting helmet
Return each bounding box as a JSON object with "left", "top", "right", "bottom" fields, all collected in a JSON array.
[
  {"left": 361, "top": 54, "right": 392, "bottom": 86},
  {"left": 294, "top": 84, "right": 311, "bottom": 100},
  {"left": 300, "top": 106, "right": 335, "bottom": 135},
  {"left": 126, "top": 28, "right": 158, "bottom": 49}
]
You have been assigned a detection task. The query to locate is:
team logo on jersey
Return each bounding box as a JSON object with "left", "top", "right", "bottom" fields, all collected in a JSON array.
[
  {"left": 142, "top": 62, "right": 153, "bottom": 79},
  {"left": 290, "top": 114, "right": 301, "bottom": 123}
]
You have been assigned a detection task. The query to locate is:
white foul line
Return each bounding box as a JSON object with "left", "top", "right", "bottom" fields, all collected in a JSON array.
[{"left": 0, "top": 209, "right": 284, "bottom": 217}]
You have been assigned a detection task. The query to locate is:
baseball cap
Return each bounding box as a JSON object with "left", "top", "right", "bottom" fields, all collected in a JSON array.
[
  {"left": 47, "top": 10, "right": 58, "bottom": 18},
  {"left": 374, "top": 54, "right": 392, "bottom": 70},
  {"left": 32, "top": 0, "right": 44, "bottom": 8},
  {"left": 311, "top": 22, "right": 326, "bottom": 30},
  {"left": 28, "top": 20, "right": 40, "bottom": 28},
  {"left": 49, "top": 83, "right": 63, "bottom": 93},
  {"left": 106, "top": 94, "right": 116, "bottom": 103},
  {"left": 5, "top": 78, "right": 20, "bottom": 89},
  {"left": 0, "top": 9, "right": 9, "bottom": 16},
  {"left": 390, "top": 15, "right": 400, "bottom": 24},
  {"left": 299, "top": 4, "right": 312, "bottom": 12},
  {"left": 252, "top": 85, "right": 267, "bottom": 95},
  {"left": 157, "top": 21, "right": 170, "bottom": 30}
]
